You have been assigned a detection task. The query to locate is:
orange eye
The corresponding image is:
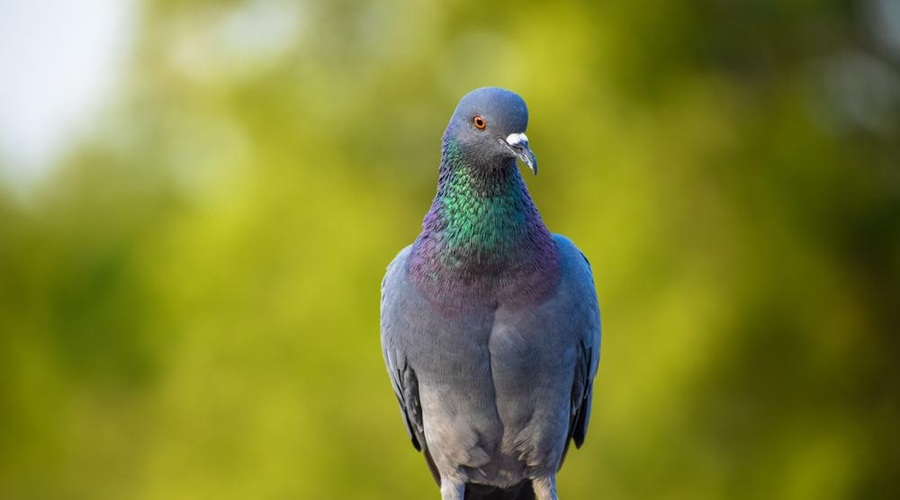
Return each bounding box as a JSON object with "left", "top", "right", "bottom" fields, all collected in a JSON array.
[{"left": 473, "top": 116, "right": 487, "bottom": 129}]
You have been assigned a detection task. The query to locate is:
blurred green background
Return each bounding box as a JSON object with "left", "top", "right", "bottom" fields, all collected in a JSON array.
[{"left": 1, "top": 0, "right": 899, "bottom": 499}]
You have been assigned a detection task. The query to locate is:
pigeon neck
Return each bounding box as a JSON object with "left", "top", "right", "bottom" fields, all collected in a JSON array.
[{"left": 412, "top": 139, "right": 558, "bottom": 282}]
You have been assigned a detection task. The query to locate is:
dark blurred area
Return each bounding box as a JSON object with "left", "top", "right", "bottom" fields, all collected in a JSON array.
[{"left": 0, "top": 0, "right": 898, "bottom": 499}]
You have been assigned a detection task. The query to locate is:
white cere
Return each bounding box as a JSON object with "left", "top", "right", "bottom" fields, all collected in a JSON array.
[{"left": 505, "top": 133, "right": 528, "bottom": 146}]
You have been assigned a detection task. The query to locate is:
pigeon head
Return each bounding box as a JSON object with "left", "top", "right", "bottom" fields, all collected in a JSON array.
[{"left": 443, "top": 87, "right": 538, "bottom": 174}]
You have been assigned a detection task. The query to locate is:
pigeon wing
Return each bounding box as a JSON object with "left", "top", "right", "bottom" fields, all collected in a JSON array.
[
  {"left": 553, "top": 236, "right": 601, "bottom": 466},
  {"left": 380, "top": 246, "right": 441, "bottom": 482}
]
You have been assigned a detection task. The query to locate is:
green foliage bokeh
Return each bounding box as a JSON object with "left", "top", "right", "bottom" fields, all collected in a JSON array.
[{"left": 1, "top": 1, "right": 898, "bottom": 499}]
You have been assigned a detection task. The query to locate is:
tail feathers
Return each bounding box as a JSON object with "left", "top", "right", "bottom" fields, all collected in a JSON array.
[{"left": 464, "top": 480, "right": 535, "bottom": 500}]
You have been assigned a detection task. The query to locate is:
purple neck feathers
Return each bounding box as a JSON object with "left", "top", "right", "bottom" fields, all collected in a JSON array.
[{"left": 408, "top": 139, "right": 559, "bottom": 311}]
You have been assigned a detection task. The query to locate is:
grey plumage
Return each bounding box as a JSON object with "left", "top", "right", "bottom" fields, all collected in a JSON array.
[{"left": 381, "top": 87, "right": 601, "bottom": 500}]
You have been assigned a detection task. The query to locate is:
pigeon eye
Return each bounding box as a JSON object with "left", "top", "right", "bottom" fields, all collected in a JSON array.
[{"left": 473, "top": 116, "right": 487, "bottom": 130}]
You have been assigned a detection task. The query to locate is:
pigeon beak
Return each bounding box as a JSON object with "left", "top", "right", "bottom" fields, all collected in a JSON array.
[{"left": 502, "top": 133, "right": 538, "bottom": 175}]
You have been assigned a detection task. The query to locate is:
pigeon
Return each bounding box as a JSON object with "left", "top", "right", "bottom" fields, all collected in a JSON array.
[{"left": 380, "top": 87, "right": 601, "bottom": 500}]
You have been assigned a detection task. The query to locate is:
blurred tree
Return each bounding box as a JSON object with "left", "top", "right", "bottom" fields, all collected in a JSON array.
[{"left": 0, "top": 0, "right": 897, "bottom": 499}]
